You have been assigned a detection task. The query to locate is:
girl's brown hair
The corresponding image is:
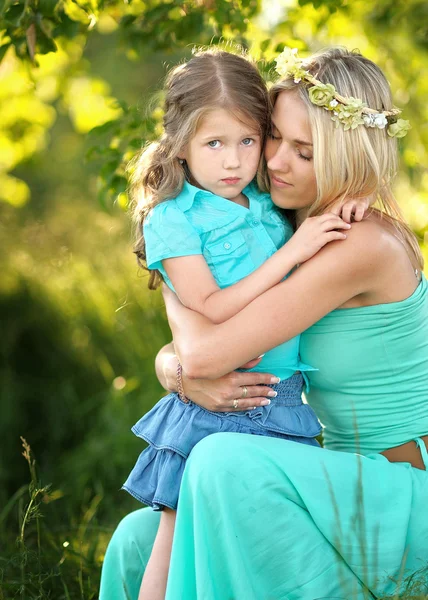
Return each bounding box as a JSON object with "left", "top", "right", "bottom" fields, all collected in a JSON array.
[{"left": 130, "top": 48, "right": 270, "bottom": 289}]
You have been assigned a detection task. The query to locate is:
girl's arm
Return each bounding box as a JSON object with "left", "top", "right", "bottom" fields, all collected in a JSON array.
[
  {"left": 164, "top": 220, "right": 389, "bottom": 379},
  {"left": 155, "top": 342, "right": 178, "bottom": 392},
  {"left": 332, "top": 196, "right": 374, "bottom": 223},
  {"left": 163, "top": 213, "right": 350, "bottom": 324}
]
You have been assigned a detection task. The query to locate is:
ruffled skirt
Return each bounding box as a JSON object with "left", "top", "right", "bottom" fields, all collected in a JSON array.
[{"left": 122, "top": 373, "right": 321, "bottom": 510}]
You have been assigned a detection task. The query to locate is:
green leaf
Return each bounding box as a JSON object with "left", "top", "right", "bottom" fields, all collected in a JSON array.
[
  {"left": 0, "top": 42, "right": 11, "bottom": 63},
  {"left": 100, "top": 159, "right": 121, "bottom": 184},
  {"left": 88, "top": 119, "right": 120, "bottom": 137},
  {"left": 109, "top": 175, "right": 127, "bottom": 195},
  {"left": 35, "top": 22, "right": 57, "bottom": 54},
  {"left": 119, "top": 14, "right": 137, "bottom": 27},
  {"left": 260, "top": 39, "right": 270, "bottom": 53},
  {"left": 38, "top": 0, "right": 60, "bottom": 18},
  {"left": 4, "top": 3, "right": 27, "bottom": 26}
]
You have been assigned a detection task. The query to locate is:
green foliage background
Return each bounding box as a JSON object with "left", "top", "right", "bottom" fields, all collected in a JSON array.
[{"left": 1, "top": 0, "right": 428, "bottom": 597}]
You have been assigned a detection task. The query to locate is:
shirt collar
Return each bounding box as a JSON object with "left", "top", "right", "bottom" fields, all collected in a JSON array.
[
  {"left": 175, "top": 179, "right": 268, "bottom": 213},
  {"left": 175, "top": 181, "right": 206, "bottom": 212}
]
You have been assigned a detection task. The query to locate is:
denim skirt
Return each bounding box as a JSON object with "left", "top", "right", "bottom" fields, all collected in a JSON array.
[{"left": 122, "top": 372, "right": 321, "bottom": 511}]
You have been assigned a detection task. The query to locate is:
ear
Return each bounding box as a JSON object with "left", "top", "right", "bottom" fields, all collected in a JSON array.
[{"left": 177, "top": 146, "right": 187, "bottom": 160}]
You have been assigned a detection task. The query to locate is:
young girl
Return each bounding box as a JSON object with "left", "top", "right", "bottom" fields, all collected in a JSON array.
[{"left": 123, "top": 49, "right": 366, "bottom": 600}]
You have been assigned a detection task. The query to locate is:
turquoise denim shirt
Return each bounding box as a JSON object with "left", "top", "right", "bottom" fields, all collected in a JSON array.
[
  {"left": 144, "top": 180, "right": 293, "bottom": 290},
  {"left": 144, "top": 180, "right": 314, "bottom": 381}
]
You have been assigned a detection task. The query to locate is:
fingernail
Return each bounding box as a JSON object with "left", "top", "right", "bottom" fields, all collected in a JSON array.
[
  {"left": 261, "top": 399, "right": 271, "bottom": 406},
  {"left": 267, "top": 390, "right": 277, "bottom": 397},
  {"left": 270, "top": 376, "right": 280, "bottom": 384},
  {"left": 257, "top": 354, "right": 265, "bottom": 358}
]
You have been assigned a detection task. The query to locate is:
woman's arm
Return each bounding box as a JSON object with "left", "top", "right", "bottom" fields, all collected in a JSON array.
[
  {"left": 164, "top": 213, "right": 350, "bottom": 324},
  {"left": 164, "top": 221, "right": 389, "bottom": 379},
  {"left": 155, "top": 342, "right": 278, "bottom": 411}
]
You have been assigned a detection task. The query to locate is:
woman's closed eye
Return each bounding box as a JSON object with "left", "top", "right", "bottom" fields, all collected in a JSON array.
[
  {"left": 269, "top": 129, "right": 281, "bottom": 140},
  {"left": 296, "top": 148, "right": 312, "bottom": 162}
]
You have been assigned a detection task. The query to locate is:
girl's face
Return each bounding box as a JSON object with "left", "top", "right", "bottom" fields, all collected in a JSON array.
[
  {"left": 265, "top": 91, "right": 317, "bottom": 214},
  {"left": 180, "top": 108, "right": 262, "bottom": 202}
]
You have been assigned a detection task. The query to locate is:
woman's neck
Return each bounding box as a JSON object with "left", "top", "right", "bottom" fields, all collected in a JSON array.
[{"left": 296, "top": 208, "right": 309, "bottom": 228}]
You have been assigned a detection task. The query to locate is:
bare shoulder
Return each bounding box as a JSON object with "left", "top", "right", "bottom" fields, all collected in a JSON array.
[
  {"left": 293, "top": 215, "right": 409, "bottom": 308},
  {"left": 344, "top": 216, "right": 401, "bottom": 259},
  {"left": 309, "top": 216, "right": 397, "bottom": 273}
]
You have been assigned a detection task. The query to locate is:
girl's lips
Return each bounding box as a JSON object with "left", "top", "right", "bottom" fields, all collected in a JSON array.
[
  {"left": 221, "top": 178, "right": 241, "bottom": 185},
  {"left": 270, "top": 173, "right": 293, "bottom": 188}
]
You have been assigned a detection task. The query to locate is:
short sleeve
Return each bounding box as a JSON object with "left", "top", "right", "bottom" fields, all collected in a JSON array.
[{"left": 143, "top": 201, "right": 203, "bottom": 271}]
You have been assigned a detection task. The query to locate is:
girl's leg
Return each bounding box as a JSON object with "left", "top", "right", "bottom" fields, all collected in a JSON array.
[
  {"left": 99, "top": 507, "right": 160, "bottom": 600},
  {"left": 139, "top": 508, "right": 176, "bottom": 600}
]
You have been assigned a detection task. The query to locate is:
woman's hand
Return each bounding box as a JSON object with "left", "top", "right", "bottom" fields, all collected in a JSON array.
[
  {"left": 155, "top": 340, "right": 278, "bottom": 411},
  {"left": 182, "top": 356, "right": 279, "bottom": 412}
]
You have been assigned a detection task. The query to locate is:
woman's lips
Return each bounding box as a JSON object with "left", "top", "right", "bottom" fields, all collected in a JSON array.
[
  {"left": 270, "top": 173, "right": 293, "bottom": 188},
  {"left": 221, "top": 178, "right": 241, "bottom": 185}
]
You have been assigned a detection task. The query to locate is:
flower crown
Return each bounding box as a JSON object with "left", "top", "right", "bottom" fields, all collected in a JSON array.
[{"left": 274, "top": 48, "right": 410, "bottom": 138}]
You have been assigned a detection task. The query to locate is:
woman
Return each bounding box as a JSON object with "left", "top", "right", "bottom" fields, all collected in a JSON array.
[{"left": 100, "top": 47, "right": 428, "bottom": 600}]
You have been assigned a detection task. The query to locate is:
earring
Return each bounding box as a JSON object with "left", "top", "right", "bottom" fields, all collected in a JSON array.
[{"left": 179, "top": 158, "right": 185, "bottom": 165}]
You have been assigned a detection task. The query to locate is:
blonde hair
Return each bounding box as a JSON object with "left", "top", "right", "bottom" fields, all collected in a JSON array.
[
  {"left": 268, "top": 47, "right": 423, "bottom": 270},
  {"left": 130, "top": 48, "right": 270, "bottom": 289}
]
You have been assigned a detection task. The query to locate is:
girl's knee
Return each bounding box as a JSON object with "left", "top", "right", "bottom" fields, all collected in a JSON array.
[{"left": 111, "top": 508, "right": 161, "bottom": 555}]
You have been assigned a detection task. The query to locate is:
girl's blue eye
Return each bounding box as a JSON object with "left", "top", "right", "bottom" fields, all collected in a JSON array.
[
  {"left": 208, "top": 140, "right": 221, "bottom": 148},
  {"left": 242, "top": 138, "right": 254, "bottom": 146}
]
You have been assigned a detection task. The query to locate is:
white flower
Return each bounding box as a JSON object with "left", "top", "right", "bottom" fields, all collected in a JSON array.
[
  {"left": 275, "top": 47, "right": 302, "bottom": 78},
  {"left": 374, "top": 113, "right": 388, "bottom": 129},
  {"left": 363, "top": 114, "right": 374, "bottom": 127},
  {"left": 329, "top": 99, "right": 338, "bottom": 107},
  {"left": 363, "top": 112, "right": 388, "bottom": 129},
  {"left": 363, "top": 114, "right": 377, "bottom": 128},
  {"left": 294, "top": 77, "right": 301, "bottom": 83}
]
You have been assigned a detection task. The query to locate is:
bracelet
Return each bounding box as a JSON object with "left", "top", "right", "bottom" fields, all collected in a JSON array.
[{"left": 176, "top": 361, "right": 190, "bottom": 403}]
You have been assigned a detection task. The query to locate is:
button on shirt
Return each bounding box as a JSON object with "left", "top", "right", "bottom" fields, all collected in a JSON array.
[{"left": 144, "top": 180, "right": 314, "bottom": 380}]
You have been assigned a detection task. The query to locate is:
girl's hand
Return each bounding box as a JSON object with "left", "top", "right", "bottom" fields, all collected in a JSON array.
[
  {"left": 331, "top": 196, "right": 372, "bottom": 223},
  {"left": 286, "top": 213, "right": 351, "bottom": 265},
  {"left": 182, "top": 356, "right": 278, "bottom": 412}
]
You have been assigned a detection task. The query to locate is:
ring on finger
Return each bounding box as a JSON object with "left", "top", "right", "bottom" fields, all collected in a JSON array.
[
  {"left": 241, "top": 386, "right": 248, "bottom": 399},
  {"left": 232, "top": 399, "right": 239, "bottom": 409}
]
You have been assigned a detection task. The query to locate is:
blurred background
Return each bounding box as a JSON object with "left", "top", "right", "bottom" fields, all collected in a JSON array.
[{"left": 1, "top": 0, "right": 427, "bottom": 597}]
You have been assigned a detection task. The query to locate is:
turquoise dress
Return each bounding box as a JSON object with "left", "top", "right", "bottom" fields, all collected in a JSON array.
[{"left": 100, "top": 277, "right": 428, "bottom": 600}]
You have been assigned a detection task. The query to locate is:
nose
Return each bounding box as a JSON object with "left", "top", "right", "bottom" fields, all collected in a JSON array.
[
  {"left": 223, "top": 147, "right": 240, "bottom": 170},
  {"left": 266, "top": 142, "right": 291, "bottom": 174}
]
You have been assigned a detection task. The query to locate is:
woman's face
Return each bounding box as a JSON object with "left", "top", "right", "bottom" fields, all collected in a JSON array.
[{"left": 265, "top": 91, "right": 317, "bottom": 213}]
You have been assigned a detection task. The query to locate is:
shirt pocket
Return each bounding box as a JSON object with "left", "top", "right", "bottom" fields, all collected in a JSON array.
[{"left": 204, "top": 231, "right": 254, "bottom": 288}]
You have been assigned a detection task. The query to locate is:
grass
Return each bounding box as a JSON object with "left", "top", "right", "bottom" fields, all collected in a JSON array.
[
  {"left": 1, "top": 439, "right": 426, "bottom": 599},
  {"left": 0, "top": 439, "right": 104, "bottom": 599}
]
